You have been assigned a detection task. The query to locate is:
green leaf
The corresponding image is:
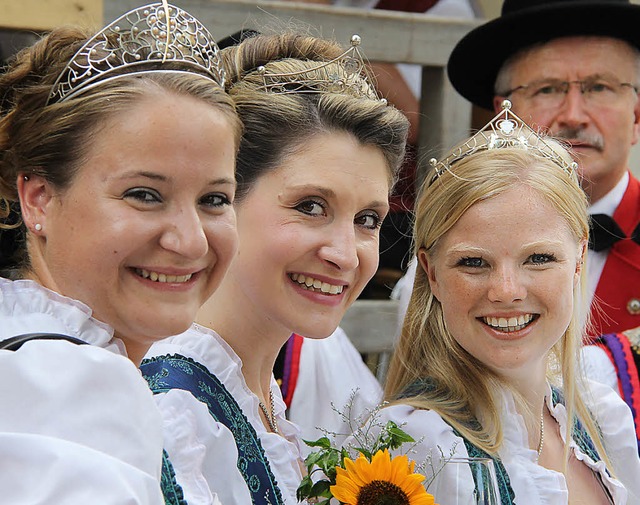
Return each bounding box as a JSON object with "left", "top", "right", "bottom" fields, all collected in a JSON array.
[
  {"left": 303, "top": 436, "right": 332, "bottom": 449},
  {"left": 388, "top": 426, "right": 415, "bottom": 443},
  {"left": 309, "top": 479, "right": 333, "bottom": 498},
  {"left": 304, "top": 450, "right": 326, "bottom": 468},
  {"left": 352, "top": 446, "right": 372, "bottom": 460},
  {"left": 296, "top": 475, "right": 313, "bottom": 501}
]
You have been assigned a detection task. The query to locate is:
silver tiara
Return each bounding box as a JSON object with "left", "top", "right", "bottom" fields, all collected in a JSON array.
[
  {"left": 47, "top": 2, "right": 224, "bottom": 105},
  {"left": 257, "top": 34, "right": 386, "bottom": 103},
  {"left": 428, "top": 100, "right": 578, "bottom": 184}
]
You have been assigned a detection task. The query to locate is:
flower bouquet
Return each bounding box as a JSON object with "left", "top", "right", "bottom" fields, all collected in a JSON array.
[{"left": 296, "top": 402, "right": 438, "bottom": 505}]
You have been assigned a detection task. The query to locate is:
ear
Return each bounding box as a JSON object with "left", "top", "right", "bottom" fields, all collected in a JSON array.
[
  {"left": 17, "top": 174, "right": 55, "bottom": 235},
  {"left": 574, "top": 239, "right": 588, "bottom": 286},
  {"left": 493, "top": 95, "right": 507, "bottom": 113},
  {"left": 418, "top": 247, "right": 440, "bottom": 300},
  {"left": 631, "top": 91, "right": 640, "bottom": 146}
]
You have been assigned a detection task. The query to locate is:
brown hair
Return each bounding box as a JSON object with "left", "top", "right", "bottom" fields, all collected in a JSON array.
[
  {"left": 220, "top": 33, "right": 409, "bottom": 203},
  {"left": 0, "top": 26, "right": 240, "bottom": 278}
]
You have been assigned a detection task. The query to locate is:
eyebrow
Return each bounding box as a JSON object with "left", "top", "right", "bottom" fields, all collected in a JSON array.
[
  {"left": 446, "top": 240, "right": 565, "bottom": 255},
  {"left": 285, "top": 183, "right": 388, "bottom": 209},
  {"left": 116, "top": 171, "right": 235, "bottom": 187}
]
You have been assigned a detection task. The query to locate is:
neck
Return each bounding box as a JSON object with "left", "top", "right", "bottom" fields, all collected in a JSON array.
[{"left": 196, "top": 285, "right": 291, "bottom": 400}]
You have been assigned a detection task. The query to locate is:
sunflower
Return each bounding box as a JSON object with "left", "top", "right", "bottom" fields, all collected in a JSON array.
[{"left": 330, "top": 449, "right": 436, "bottom": 505}]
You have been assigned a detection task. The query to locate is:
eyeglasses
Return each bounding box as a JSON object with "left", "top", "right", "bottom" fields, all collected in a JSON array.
[{"left": 505, "top": 76, "right": 638, "bottom": 110}]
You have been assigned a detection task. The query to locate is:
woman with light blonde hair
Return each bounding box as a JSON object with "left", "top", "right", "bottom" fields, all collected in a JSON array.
[{"left": 379, "top": 105, "right": 640, "bottom": 504}]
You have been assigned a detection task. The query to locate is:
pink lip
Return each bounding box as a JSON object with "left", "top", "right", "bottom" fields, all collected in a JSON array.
[
  {"left": 291, "top": 272, "right": 348, "bottom": 287},
  {"left": 288, "top": 275, "right": 348, "bottom": 307},
  {"left": 478, "top": 310, "right": 537, "bottom": 319},
  {"left": 134, "top": 266, "right": 201, "bottom": 276},
  {"left": 566, "top": 140, "right": 593, "bottom": 149}
]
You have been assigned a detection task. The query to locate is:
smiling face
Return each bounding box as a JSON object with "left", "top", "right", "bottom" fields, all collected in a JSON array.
[
  {"left": 419, "top": 184, "right": 584, "bottom": 380},
  {"left": 495, "top": 37, "right": 640, "bottom": 202},
  {"left": 221, "top": 131, "right": 390, "bottom": 340},
  {"left": 28, "top": 92, "right": 238, "bottom": 361}
]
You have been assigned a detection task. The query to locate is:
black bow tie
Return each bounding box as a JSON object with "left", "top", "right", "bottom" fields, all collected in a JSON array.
[{"left": 589, "top": 213, "right": 640, "bottom": 252}]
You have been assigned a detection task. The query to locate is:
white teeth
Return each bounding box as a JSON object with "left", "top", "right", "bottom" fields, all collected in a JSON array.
[
  {"left": 290, "top": 274, "right": 344, "bottom": 295},
  {"left": 137, "top": 269, "right": 192, "bottom": 283},
  {"left": 483, "top": 314, "right": 534, "bottom": 333}
]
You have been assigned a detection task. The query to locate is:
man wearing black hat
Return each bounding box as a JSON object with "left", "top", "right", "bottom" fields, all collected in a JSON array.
[
  {"left": 447, "top": 0, "right": 640, "bottom": 454},
  {"left": 449, "top": 0, "right": 640, "bottom": 337}
]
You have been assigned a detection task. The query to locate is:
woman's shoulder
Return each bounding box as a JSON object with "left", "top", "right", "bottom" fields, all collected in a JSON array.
[
  {"left": 0, "top": 339, "right": 165, "bottom": 502},
  {"left": 0, "top": 277, "right": 117, "bottom": 349}
]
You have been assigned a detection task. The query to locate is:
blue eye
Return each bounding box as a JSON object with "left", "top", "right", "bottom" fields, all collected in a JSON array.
[
  {"left": 533, "top": 84, "right": 560, "bottom": 96},
  {"left": 123, "top": 188, "right": 161, "bottom": 203},
  {"left": 529, "top": 253, "right": 556, "bottom": 264},
  {"left": 295, "top": 199, "right": 325, "bottom": 216},
  {"left": 458, "top": 256, "right": 484, "bottom": 268}
]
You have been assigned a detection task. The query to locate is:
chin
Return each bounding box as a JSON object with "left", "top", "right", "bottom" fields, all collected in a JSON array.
[{"left": 294, "top": 322, "right": 339, "bottom": 340}]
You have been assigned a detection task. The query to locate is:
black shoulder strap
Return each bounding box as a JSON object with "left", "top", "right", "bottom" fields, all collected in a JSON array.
[{"left": 0, "top": 333, "right": 88, "bottom": 351}]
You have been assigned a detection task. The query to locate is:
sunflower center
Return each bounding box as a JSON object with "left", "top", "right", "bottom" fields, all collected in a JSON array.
[{"left": 356, "top": 480, "right": 410, "bottom": 505}]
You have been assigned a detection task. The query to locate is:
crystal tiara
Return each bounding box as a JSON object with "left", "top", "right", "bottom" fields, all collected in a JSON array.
[
  {"left": 257, "top": 34, "right": 386, "bottom": 103},
  {"left": 428, "top": 100, "right": 578, "bottom": 185},
  {"left": 47, "top": 2, "right": 224, "bottom": 105}
]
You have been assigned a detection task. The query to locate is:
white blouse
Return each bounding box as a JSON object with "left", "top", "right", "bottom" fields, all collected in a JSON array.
[
  {"left": 0, "top": 278, "right": 165, "bottom": 504},
  {"left": 146, "top": 324, "right": 304, "bottom": 505},
  {"left": 373, "top": 381, "right": 640, "bottom": 505},
  {"left": 289, "top": 327, "right": 383, "bottom": 456}
]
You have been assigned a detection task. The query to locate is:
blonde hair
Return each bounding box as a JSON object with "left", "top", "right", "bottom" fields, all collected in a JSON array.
[
  {"left": 384, "top": 146, "right": 612, "bottom": 469},
  {"left": 220, "top": 33, "right": 409, "bottom": 202}
]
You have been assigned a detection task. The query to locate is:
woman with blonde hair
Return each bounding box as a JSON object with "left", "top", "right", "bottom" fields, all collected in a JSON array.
[{"left": 379, "top": 102, "right": 640, "bottom": 504}]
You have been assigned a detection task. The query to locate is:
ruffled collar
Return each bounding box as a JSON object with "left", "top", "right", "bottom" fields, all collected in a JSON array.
[
  {"left": 0, "top": 277, "right": 125, "bottom": 355},
  {"left": 498, "top": 384, "right": 626, "bottom": 503},
  {"left": 148, "top": 324, "right": 303, "bottom": 503}
]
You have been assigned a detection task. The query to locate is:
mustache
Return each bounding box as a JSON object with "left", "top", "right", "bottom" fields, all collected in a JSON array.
[{"left": 553, "top": 128, "right": 604, "bottom": 152}]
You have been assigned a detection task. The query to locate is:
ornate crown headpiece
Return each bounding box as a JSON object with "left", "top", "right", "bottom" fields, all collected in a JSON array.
[
  {"left": 428, "top": 100, "right": 578, "bottom": 185},
  {"left": 47, "top": 2, "right": 224, "bottom": 105},
  {"left": 257, "top": 34, "right": 386, "bottom": 103}
]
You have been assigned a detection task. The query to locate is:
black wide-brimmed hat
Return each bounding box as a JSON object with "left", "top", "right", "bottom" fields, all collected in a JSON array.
[{"left": 447, "top": 0, "right": 640, "bottom": 110}]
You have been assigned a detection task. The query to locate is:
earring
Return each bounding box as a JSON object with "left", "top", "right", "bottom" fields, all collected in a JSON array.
[
  {"left": 34, "top": 223, "right": 42, "bottom": 231},
  {"left": 23, "top": 175, "right": 29, "bottom": 181}
]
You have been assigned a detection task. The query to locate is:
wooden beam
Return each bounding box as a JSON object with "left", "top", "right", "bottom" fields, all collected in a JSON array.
[
  {"left": 105, "top": 0, "right": 478, "bottom": 160},
  {"left": 1, "top": 0, "right": 103, "bottom": 31},
  {"left": 106, "top": 0, "right": 479, "bottom": 66}
]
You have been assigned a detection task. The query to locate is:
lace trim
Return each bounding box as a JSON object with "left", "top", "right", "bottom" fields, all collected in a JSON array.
[
  {"left": 141, "top": 354, "right": 285, "bottom": 505},
  {"left": 161, "top": 450, "right": 187, "bottom": 505}
]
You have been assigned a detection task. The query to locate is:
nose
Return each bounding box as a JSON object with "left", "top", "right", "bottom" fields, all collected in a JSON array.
[
  {"left": 554, "top": 85, "right": 590, "bottom": 130},
  {"left": 318, "top": 220, "right": 360, "bottom": 271},
  {"left": 159, "top": 208, "right": 208, "bottom": 260},
  {"left": 487, "top": 265, "right": 526, "bottom": 303}
]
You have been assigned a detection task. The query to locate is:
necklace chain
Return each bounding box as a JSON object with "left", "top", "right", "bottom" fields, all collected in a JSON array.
[
  {"left": 536, "top": 407, "right": 545, "bottom": 460},
  {"left": 258, "top": 389, "right": 279, "bottom": 434}
]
